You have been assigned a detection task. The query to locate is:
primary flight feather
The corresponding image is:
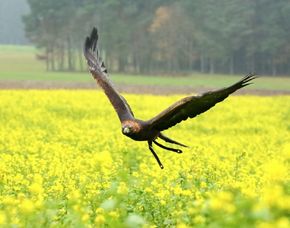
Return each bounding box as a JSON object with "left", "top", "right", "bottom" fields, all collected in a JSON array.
[{"left": 84, "top": 27, "right": 256, "bottom": 169}]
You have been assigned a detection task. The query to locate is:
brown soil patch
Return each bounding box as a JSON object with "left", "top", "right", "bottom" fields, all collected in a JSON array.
[{"left": 0, "top": 80, "right": 289, "bottom": 96}]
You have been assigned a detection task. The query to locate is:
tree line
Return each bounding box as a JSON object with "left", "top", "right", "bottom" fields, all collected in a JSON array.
[{"left": 23, "top": 0, "right": 290, "bottom": 76}]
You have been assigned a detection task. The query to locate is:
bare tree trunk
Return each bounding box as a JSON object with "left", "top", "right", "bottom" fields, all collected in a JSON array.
[
  {"left": 51, "top": 46, "right": 55, "bottom": 71},
  {"left": 209, "top": 58, "right": 215, "bottom": 74},
  {"left": 272, "top": 56, "right": 277, "bottom": 76},
  {"left": 78, "top": 47, "right": 83, "bottom": 71},
  {"left": 132, "top": 52, "right": 138, "bottom": 73},
  {"left": 118, "top": 55, "right": 126, "bottom": 72},
  {"left": 229, "top": 54, "right": 234, "bottom": 74},
  {"left": 45, "top": 47, "right": 49, "bottom": 71},
  {"left": 250, "top": 54, "right": 256, "bottom": 73},
  {"left": 189, "top": 41, "right": 194, "bottom": 71},
  {"left": 200, "top": 54, "right": 205, "bottom": 73},
  {"left": 67, "top": 36, "right": 73, "bottom": 71},
  {"left": 59, "top": 44, "right": 65, "bottom": 71}
]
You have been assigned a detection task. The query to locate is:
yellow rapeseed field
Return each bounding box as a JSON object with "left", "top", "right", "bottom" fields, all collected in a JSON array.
[{"left": 0, "top": 90, "right": 289, "bottom": 227}]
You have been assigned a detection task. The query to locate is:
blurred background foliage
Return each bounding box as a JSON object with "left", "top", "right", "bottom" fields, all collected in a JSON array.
[{"left": 1, "top": 0, "right": 290, "bottom": 76}]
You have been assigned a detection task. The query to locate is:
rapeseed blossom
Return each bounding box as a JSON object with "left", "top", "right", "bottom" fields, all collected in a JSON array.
[{"left": 0, "top": 90, "right": 289, "bottom": 227}]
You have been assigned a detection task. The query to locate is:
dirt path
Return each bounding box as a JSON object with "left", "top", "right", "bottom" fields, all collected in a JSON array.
[{"left": 0, "top": 80, "right": 289, "bottom": 96}]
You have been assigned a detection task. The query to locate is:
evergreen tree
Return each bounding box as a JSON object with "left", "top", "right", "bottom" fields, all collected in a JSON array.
[{"left": 22, "top": 0, "right": 290, "bottom": 75}]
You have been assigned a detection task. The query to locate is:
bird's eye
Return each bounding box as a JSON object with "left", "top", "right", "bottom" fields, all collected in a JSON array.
[{"left": 122, "top": 126, "right": 131, "bottom": 134}]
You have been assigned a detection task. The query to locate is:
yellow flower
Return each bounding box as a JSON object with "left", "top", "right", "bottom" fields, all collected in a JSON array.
[
  {"left": 257, "top": 217, "right": 290, "bottom": 228},
  {"left": 73, "top": 205, "right": 81, "bottom": 212},
  {"left": 108, "top": 211, "right": 119, "bottom": 218},
  {"left": 177, "top": 223, "right": 189, "bottom": 228},
  {"left": 2, "top": 196, "right": 17, "bottom": 206},
  {"left": 181, "top": 189, "right": 191, "bottom": 196},
  {"left": 173, "top": 186, "right": 183, "bottom": 195},
  {"left": 95, "top": 215, "right": 105, "bottom": 224},
  {"left": 210, "top": 198, "right": 223, "bottom": 210},
  {"left": 82, "top": 213, "right": 90, "bottom": 222},
  {"left": 96, "top": 207, "right": 104, "bottom": 214},
  {"left": 256, "top": 221, "right": 273, "bottom": 228},
  {"left": 275, "top": 217, "right": 290, "bottom": 228},
  {"left": 117, "top": 182, "right": 128, "bottom": 195},
  {"left": 160, "top": 200, "right": 166, "bottom": 205},
  {"left": 19, "top": 199, "right": 35, "bottom": 214},
  {"left": 210, "top": 191, "right": 235, "bottom": 213},
  {"left": 218, "top": 191, "right": 233, "bottom": 201},
  {"left": 33, "top": 174, "right": 43, "bottom": 184},
  {"left": 193, "top": 215, "right": 205, "bottom": 224},
  {"left": 29, "top": 182, "right": 44, "bottom": 195},
  {"left": 263, "top": 160, "right": 287, "bottom": 182},
  {"left": 200, "top": 181, "right": 207, "bottom": 188},
  {"left": 35, "top": 197, "right": 44, "bottom": 208},
  {"left": 262, "top": 185, "right": 283, "bottom": 207},
  {"left": 0, "top": 211, "right": 6, "bottom": 225},
  {"left": 68, "top": 190, "right": 81, "bottom": 201},
  {"left": 145, "top": 187, "right": 153, "bottom": 193}
]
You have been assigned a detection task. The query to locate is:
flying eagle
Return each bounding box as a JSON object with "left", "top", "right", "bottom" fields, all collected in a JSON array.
[{"left": 84, "top": 27, "right": 256, "bottom": 169}]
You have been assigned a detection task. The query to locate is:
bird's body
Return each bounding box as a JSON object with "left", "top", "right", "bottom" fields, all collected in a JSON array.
[
  {"left": 84, "top": 27, "right": 256, "bottom": 169},
  {"left": 121, "top": 119, "right": 157, "bottom": 141}
]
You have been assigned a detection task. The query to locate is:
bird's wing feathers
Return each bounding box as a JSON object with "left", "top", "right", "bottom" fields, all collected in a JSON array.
[
  {"left": 84, "top": 28, "right": 134, "bottom": 121},
  {"left": 148, "top": 73, "right": 256, "bottom": 131}
]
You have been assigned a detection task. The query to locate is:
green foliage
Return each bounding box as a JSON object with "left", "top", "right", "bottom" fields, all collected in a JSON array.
[{"left": 22, "top": 0, "right": 290, "bottom": 76}]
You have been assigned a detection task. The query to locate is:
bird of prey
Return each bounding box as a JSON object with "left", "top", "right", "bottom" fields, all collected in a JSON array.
[{"left": 84, "top": 27, "right": 256, "bottom": 169}]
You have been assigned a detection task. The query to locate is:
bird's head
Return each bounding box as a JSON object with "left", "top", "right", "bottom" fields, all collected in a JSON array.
[{"left": 122, "top": 125, "right": 133, "bottom": 135}]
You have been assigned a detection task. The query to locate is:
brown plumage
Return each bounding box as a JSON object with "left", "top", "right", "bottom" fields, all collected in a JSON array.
[{"left": 84, "top": 27, "right": 257, "bottom": 169}]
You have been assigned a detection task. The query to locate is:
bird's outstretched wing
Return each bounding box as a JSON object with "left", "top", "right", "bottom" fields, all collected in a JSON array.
[
  {"left": 84, "top": 27, "right": 134, "bottom": 121},
  {"left": 148, "top": 73, "right": 257, "bottom": 131}
]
